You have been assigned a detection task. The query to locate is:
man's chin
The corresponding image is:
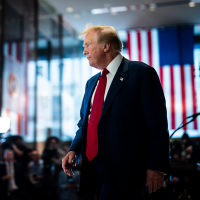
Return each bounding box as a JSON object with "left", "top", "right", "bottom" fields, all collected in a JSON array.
[
  {"left": 88, "top": 62, "right": 101, "bottom": 69},
  {"left": 89, "top": 62, "right": 95, "bottom": 68}
]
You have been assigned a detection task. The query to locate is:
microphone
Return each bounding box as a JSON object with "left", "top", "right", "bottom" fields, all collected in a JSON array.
[{"left": 186, "top": 112, "right": 200, "bottom": 119}]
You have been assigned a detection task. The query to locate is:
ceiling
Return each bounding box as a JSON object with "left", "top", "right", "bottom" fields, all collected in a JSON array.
[{"left": 45, "top": 0, "right": 200, "bottom": 35}]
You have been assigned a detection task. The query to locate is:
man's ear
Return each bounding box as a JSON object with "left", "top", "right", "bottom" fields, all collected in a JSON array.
[{"left": 103, "top": 43, "right": 111, "bottom": 53}]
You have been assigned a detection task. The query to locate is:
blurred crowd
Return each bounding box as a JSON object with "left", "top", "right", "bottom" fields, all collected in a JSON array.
[
  {"left": 0, "top": 135, "right": 80, "bottom": 200},
  {"left": 0, "top": 132, "right": 200, "bottom": 200},
  {"left": 168, "top": 132, "right": 200, "bottom": 200}
]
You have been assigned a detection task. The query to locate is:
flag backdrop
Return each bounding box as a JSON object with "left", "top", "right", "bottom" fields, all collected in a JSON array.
[
  {"left": 3, "top": 42, "right": 29, "bottom": 135},
  {"left": 127, "top": 26, "right": 200, "bottom": 136}
]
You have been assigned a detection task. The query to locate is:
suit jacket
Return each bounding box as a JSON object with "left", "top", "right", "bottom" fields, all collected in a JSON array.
[{"left": 70, "top": 57, "right": 169, "bottom": 197}]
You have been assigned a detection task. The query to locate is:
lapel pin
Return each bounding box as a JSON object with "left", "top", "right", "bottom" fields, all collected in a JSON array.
[{"left": 120, "top": 77, "right": 124, "bottom": 81}]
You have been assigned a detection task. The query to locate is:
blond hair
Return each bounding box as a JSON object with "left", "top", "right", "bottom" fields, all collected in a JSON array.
[{"left": 80, "top": 25, "right": 122, "bottom": 53}]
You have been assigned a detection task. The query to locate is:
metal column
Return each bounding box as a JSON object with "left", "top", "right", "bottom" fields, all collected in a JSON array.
[
  {"left": 0, "top": 0, "right": 5, "bottom": 115},
  {"left": 58, "top": 14, "right": 63, "bottom": 140},
  {"left": 33, "top": 0, "right": 39, "bottom": 148}
]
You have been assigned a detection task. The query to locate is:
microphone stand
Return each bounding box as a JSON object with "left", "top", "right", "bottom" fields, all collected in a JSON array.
[
  {"left": 169, "top": 113, "right": 200, "bottom": 161},
  {"left": 170, "top": 113, "right": 200, "bottom": 139}
]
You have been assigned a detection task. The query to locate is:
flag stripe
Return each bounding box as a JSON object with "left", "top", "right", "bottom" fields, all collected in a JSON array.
[
  {"left": 173, "top": 65, "right": 182, "bottom": 129},
  {"left": 147, "top": 30, "right": 153, "bottom": 67},
  {"left": 170, "top": 66, "right": 175, "bottom": 129},
  {"left": 16, "top": 42, "right": 21, "bottom": 62},
  {"left": 180, "top": 65, "right": 187, "bottom": 130},
  {"left": 163, "top": 66, "right": 172, "bottom": 128},
  {"left": 190, "top": 65, "right": 198, "bottom": 129},
  {"left": 160, "top": 67, "right": 163, "bottom": 88},
  {"left": 127, "top": 32, "right": 131, "bottom": 60},
  {"left": 141, "top": 30, "right": 148, "bottom": 64},
  {"left": 17, "top": 114, "right": 21, "bottom": 134},
  {"left": 151, "top": 29, "right": 160, "bottom": 74},
  {"left": 137, "top": 31, "right": 142, "bottom": 61}
]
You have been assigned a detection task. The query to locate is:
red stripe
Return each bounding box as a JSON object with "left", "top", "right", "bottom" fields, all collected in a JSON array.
[
  {"left": 127, "top": 32, "right": 131, "bottom": 60},
  {"left": 170, "top": 66, "right": 175, "bottom": 129},
  {"left": 180, "top": 65, "right": 187, "bottom": 130},
  {"left": 137, "top": 31, "right": 142, "bottom": 61},
  {"left": 190, "top": 65, "right": 198, "bottom": 129},
  {"left": 147, "top": 30, "right": 153, "bottom": 67},
  {"left": 16, "top": 42, "right": 21, "bottom": 62},
  {"left": 17, "top": 114, "right": 21, "bottom": 134},
  {"left": 6, "top": 109, "right": 10, "bottom": 117},
  {"left": 159, "top": 67, "right": 164, "bottom": 88}
]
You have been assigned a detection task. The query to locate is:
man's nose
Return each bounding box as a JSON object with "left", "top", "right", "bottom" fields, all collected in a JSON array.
[{"left": 83, "top": 48, "right": 86, "bottom": 55}]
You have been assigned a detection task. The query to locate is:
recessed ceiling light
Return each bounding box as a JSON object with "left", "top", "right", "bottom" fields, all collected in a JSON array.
[
  {"left": 91, "top": 8, "right": 109, "bottom": 15},
  {"left": 66, "top": 7, "right": 74, "bottom": 13},
  {"left": 110, "top": 6, "right": 127, "bottom": 13},
  {"left": 188, "top": 2, "right": 196, "bottom": 7}
]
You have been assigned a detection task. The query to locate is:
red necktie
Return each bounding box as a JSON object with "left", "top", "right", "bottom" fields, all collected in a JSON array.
[{"left": 86, "top": 68, "right": 109, "bottom": 161}]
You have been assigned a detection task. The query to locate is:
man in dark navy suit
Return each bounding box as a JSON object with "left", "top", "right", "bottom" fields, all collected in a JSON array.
[{"left": 62, "top": 25, "right": 169, "bottom": 200}]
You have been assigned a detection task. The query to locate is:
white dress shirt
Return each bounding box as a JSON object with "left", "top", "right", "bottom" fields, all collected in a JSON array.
[{"left": 90, "top": 54, "right": 123, "bottom": 105}]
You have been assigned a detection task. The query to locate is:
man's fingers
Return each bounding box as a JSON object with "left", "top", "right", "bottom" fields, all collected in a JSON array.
[
  {"left": 65, "top": 168, "right": 74, "bottom": 176},
  {"left": 146, "top": 170, "right": 165, "bottom": 193},
  {"left": 153, "top": 182, "right": 158, "bottom": 193},
  {"left": 62, "top": 151, "right": 76, "bottom": 176},
  {"left": 148, "top": 182, "right": 153, "bottom": 194},
  {"left": 62, "top": 155, "right": 68, "bottom": 171}
]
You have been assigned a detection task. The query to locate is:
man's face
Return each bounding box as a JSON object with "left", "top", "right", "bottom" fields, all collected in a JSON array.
[{"left": 83, "top": 31, "right": 105, "bottom": 69}]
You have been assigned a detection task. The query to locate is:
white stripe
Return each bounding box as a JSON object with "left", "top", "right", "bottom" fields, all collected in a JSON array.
[
  {"left": 184, "top": 64, "right": 194, "bottom": 129},
  {"left": 163, "top": 66, "right": 172, "bottom": 130},
  {"left": 173, "top": 65, "right": 182, "bottom": 129},
  {"left": 151, "top": 29, "right": 160, "bottom": 74},
  {"left": 130, "top": 31, "right": 138, "bottom": 61},
  {"left": 141, "top": 30, "right": 148, "bottom": 65}
]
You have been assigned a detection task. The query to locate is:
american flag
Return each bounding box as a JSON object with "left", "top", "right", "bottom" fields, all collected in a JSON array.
[{"left": 127, "top": 26, "right": 200, "bottom": 137}]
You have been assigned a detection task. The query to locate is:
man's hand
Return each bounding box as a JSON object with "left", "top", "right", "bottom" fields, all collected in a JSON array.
[
  {"left": 2, "top": 174, "right": 12, "bottom": 180},
  {"left": 146, "top": 169, "right": 164, "bottom": 193},
  {"left": 62, "top": 151, "right": 76, "bottom": 176}
]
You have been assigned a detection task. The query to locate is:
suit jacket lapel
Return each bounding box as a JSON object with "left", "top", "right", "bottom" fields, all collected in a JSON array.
[
  {"left": 84, "top": 73, "right": 100, "bottom": 117},
  {"left": 100, "top": 58, "right": 129, "bottom": 120}
]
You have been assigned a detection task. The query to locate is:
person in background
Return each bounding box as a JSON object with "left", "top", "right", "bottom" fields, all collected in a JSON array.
[
  {"left": 1, "top": 135, "right": 30, "bottom": 171},
  {"left": 27, "top": 149, "right": 44, "bottom": 200},
  {"left": 42, "top": 136, "right": 63, "bottom": 200},
  {"left": 0, "top": 149, "right": 26, "bottom": 200},
  {"left": 62, "top": 25, "right": 169, "bottom": 200}
]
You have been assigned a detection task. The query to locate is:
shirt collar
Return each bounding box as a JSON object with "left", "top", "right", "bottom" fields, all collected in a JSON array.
[{"left": 102, "top": 54, "right": 123, "bottom": 76}]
